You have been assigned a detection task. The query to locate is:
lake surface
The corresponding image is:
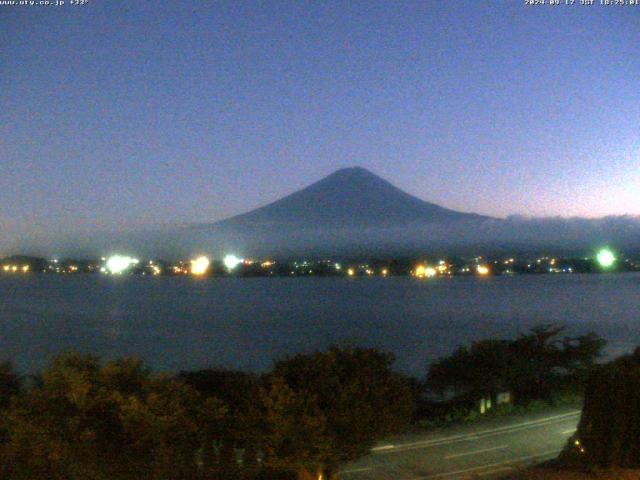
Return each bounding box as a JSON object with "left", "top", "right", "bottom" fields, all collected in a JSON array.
[{"left": 0, "top": 273, "right": 639, "bottom": 375}]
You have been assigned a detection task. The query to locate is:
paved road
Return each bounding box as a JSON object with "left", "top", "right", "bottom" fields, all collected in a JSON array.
[{"left": 339, "top": 407, "right": 581, "bottom": 479}]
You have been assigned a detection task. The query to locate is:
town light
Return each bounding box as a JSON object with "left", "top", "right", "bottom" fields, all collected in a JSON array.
[
  {"left": 224, "top": 254, "right": 242, "bottom": 271},
  {"left": 106, "top": 255, "right": 138, "bottom": 274},
  {"left": 596, "top": 248, "right": 616, "bottom": 268},
  {"left": 415, "top": 265, "right": 436, "bottom": 278},
  {"left": 190, "top": 256, "right": 210, "bottom": 275},
  {"left": 476, "top": 265, "right": 490, "bottom": 275}
]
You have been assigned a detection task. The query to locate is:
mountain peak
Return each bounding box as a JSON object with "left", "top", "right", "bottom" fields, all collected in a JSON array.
[
  {"left": 316, "top": 166, "right": 393, "bottom": 191},
  {"left": 219, "top": 167, "right": 489, "bottom": 227},
  {"left": 331, "top": 166, "right": 375, "bottom": 177},
  {"left": 326, "top": 166, "right": 386, "bottom": 182}
]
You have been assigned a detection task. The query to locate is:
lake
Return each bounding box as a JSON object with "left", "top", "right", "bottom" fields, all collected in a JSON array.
[{"left": 1, "top": 273, "right": 638, "bottom": 375}]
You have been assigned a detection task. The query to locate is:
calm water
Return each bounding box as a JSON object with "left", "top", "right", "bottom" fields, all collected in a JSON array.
[{"left": 1, "top": 273, "right": 639, "bottom": 375}]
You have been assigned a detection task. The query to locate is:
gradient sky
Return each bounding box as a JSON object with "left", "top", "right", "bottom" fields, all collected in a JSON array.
[{"left": 1, "top": 1, "right": 639, "bottom": 252}]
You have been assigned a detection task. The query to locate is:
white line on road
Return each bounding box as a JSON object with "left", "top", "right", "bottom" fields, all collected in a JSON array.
[
  {"left": 561, "top": 428, "right": 576, "bottom": 434},
  {"left": 340, "top": 467, "right": 372, "bottom": 474},
  {"left": 373, "top": 411, "right": 580, "bottom": 454},
  {"left": 371, "top": 444, "right": 395, "bottom": 452},
  {"left": 444, "top": 445, "right": 508, "bottom": 459}
]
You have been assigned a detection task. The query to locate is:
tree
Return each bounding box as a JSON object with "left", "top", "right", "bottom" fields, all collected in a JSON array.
[
  {"left": 509, "top": 324, "right": 565, "bottom": 400},
  {"left": 560, "top": 332, "right": 607, "bottom": 387},
  {"left": 426, "top": 325, "right": 606, "bottom": 405},
  {"left": 427, "top": 339, "right": 514, "bottom": 401},
  {"left": 262, "top": 346, "right": 415, "bottom": 477},
  {"left": 0, "top": 362, "right": 20, "bottom": 452},
  {"left": 179, "top": 369, "right": 262, "bottom": 475},
  {"left": 566, "top": 348, "right": 640, "bottom": 467},
  {"left": 0, "top": 352, "right": 225, "bottom": 480},
  {"left": 260, "top": 377, "right": 328, "bottom": 477},
  {"left": 0, "top": 362, "right": 20, "bottom": 411}
]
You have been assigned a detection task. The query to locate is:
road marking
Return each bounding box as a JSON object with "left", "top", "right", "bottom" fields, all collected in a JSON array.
[
  {"left": 373, "top": 411, "right": 580, "bottom": 454},
  {"left": 371, "top": 444, "right": 395, "bottom": 451},
  {"left": 444, "top": 445, "right": 507, "bottom": 459},
  {"left": 340, "top": 467, "right": 372, "bottom": 474},
  {"left": 561, "top": 428, "right": 576, "bottom": 434},
  {"left": 416, "top": 449, "right": 559, "bottom": 479}
]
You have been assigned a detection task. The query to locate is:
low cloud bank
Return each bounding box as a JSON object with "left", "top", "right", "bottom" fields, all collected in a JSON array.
[{"left": 15, "top": 215, "right": 638, "bottom": 260}]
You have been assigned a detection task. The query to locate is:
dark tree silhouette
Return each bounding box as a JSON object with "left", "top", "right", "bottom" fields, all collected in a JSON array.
[
  {"left": 568, "top": 348, "right": 640, "bottom": 467},
  {"left": 427, "top": 325, "right": 605, "bottom": 405}
]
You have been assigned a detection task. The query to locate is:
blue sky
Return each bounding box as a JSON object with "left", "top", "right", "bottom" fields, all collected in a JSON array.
[{"left": 1, "top": 1, "right": 638, "bottom": 251}]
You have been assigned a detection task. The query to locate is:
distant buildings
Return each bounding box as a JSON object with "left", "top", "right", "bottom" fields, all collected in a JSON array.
[{"left": 1, "top": 252, "right": 638, "bottom": 278}]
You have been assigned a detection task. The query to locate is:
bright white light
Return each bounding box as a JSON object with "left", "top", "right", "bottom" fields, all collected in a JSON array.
[
  {"left": 224, "top": 254, "right": 242, "bottom": 271},
  {"left": 106, "top": 255, "right": 137, "bottom": 274},
  {"left": 190, "top": 256, "right": 210, "bottom": 275},
  {"left": 596, "top": 249, "right": 616, "bottom": 268}
]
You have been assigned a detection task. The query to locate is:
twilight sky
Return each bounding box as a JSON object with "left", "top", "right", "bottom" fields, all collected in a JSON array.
[{"left": 1, "top": 1, "right": 639, "bottom": 252}]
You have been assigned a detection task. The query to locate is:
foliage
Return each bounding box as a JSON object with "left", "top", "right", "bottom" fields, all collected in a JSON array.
[
  {"left": 179, "top": 369, "right": 264, "bottom": 475},
  {"left": 0, "top": 362, "right": 20, "bottom": 411},
  {"left": 262, "top": 346, "right": 415, "bottom": 476},
  {"left": 426, "top": 325, "right": 606, "bottom": 405},
  {"left": 567, "top": 347, "right": 640, "bottom": 468},
  {"left": 0, "top": 347, "right": 414, "bottom": 479},
  {"left": 0, "top": 336, "right": 615, "bottom": 479},
  {"left": 0, "top": 362, "right": 20, "bottom": 448},
  {"left": 0, "top": 353, "right": 225, "bottom": 480},
  {"left": 260, "top": 377, "right": 329, "bottom": 475}
]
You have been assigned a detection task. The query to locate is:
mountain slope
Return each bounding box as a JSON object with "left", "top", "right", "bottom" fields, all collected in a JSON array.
[
  {"left": 165, "top": 168, "right": 639, "bottom": 258},
  {"left": 215, "top": 167, "right": 488, "bottom": 228}
]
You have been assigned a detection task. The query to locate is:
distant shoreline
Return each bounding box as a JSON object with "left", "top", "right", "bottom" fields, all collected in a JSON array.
[{"left": 2, "top": 251, "right": 639, "bottom": 278}]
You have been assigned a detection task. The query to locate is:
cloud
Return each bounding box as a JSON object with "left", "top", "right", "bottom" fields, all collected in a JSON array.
[{"left": 7, "top": 215, "right": 640, "bottom": 260}]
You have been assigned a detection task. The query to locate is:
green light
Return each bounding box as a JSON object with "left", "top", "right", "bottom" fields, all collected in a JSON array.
[{"left": 596, "top": 249, "right": 616, "bottom": 268}]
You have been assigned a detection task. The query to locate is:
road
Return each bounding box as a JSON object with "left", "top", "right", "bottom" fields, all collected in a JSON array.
[{"left": 338, "top": 406, "right": 581, "bottom": 479}]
